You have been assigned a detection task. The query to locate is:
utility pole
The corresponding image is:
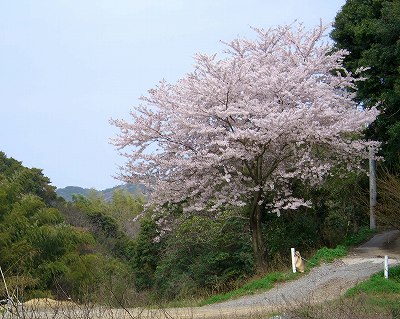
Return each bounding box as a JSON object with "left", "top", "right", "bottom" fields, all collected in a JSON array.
[{"left": 369, "top": 145, "right": 377, "bottom": 230}]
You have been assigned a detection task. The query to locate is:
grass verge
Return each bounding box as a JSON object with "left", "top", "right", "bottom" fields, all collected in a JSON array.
[
  {"left": 346, "top": 265, "right": 400, "bottom": 310},
  {"left": 341, "top": 226, "right": 376, "bottom": 247},
  {"left": 287, "top": 265, "right": 400, "bottom": 318},
  {"left": 199, "top": 244, "right": 357, "bottom": 306},
  {"left": 345, "top": 265, "right": 400, "bottom": 316},
  {"left": 305, "top": 245, "right": 348, "bottom": 268},
  {"left": 198, "top": 227, "right": 377, "bottom": 307},
  {"left": 198, "top": 271, "right": 299, "bottom": 306},
  {"left": 304, "top": 226, "right": 375, "bottom": 269}
]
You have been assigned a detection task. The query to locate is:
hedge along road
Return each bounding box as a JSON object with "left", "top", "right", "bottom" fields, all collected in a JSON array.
[{"left": 14, "top": 230, "right": 400, "bottom": 319}]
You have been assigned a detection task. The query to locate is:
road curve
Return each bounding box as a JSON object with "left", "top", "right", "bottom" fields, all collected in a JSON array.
[{"left": 13, "top": 230, "right": 400, "bottom": 319}]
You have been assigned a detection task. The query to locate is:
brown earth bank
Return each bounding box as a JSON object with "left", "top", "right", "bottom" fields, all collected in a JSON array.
[{"left": 5, "top": 230, "right": 400, "bottom": 319}]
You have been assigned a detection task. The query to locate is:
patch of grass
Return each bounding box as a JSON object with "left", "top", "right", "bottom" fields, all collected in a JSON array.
[
  {"left": 198, "top": 228, "right": 381, "bottom": 308},
  {"left": 343, "top": 265, "right": 400, "bottom": 315},
  {"left": 341, "top": 226, "right": 376, "bottom": 247},
  {"left": 301, "top": 227, "right": 375, "bottom": 271},
  {"left": 287, "top": 294, "right": 397, "bottom": 319},
  {"left": 347, "top": 274, "right": 400, "bottom": 296},
  {"left": 346, "top": 265, "right": 400, "bottom": 297},
  {"left": 306, "top": 245, "right": 348, "bottom": 268},
  {"left": 198, "top": 271, "right": 299, "bottom": 306}
]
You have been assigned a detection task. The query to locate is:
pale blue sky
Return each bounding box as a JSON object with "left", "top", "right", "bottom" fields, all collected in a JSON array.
[{"left": 0, "top": 0, "right": 346, "bottom": 190}]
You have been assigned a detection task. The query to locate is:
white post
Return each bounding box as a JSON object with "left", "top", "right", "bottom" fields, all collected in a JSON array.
[
  {"left": 291, "top": 248, "right": 296, "bottom": 273},
  {"left": 0, "top": 265, "right": 12, "bottom": 318},
  {"left": 0, "top": 266, "right": 10, "bottom": 300},
  {"left": 384, "top": 255, "right": 389, "bottom": 279}
]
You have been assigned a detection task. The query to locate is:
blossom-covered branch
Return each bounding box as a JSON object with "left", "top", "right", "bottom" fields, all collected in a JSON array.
[{"left": 111, "top": 23, "right": 379, "bottom": 269}]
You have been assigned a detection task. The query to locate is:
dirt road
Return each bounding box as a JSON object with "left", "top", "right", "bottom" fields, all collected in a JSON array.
[{"left": 14, "top": 230, "right": 400, "bottom": 319}]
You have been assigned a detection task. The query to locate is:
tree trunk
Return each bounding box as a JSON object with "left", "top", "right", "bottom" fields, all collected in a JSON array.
[{"left": 249, "top": 192, "right": 267, "bottom": 272}]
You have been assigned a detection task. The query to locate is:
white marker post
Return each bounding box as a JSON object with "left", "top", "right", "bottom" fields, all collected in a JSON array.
[
  {"left": 0, "top": 266, "right": 10, "bottom": 300},
  {"left": 291, "top": 248, "right": 296, "bottom": 273},
  {"left": 384, "top": 255, "right": 389, "bottom": 279}
]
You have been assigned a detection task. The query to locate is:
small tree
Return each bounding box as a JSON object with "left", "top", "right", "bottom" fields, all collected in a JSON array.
[{"left": 111, "top": 23, "right": 378, "bottom": 270}]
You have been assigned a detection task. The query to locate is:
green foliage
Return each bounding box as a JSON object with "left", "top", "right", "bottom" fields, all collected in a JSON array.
[
  {"left": 306, "top": 246, "right": 348, "bottom": 268},
  {"left": 264, "top": 209, "right": 321, "bottom": 266},
  {"left": 279, "top": 170, "right": 370, "bottom": 255},
  {"left": 331, "top": 0, "right": 400, "bottom": 167},
  {"left": 34, "top": 207, "right": 64, "bottom": 226},
  {"left": 315, "top": 171, "right": 369, "bottom": 246},
  {"left": 56, "top": 252, "right": 134, "bottom": 305},
  {"left": 199, "top": 271, "right": 298, "bottom": 306},
  {"left": 70, "top": 188, "right": 144, "bottom": 239},
  {"left": 67, "top": 193, "right": 139, "bottom": 261},
  {"left": 131, "top": 218, "right": 161, "bottom": 291},
  {"left": 89, "top": 212, "right": 119, "bottom": 237},
  {"left": 341, "top": 226, "right": 375, "bottom": 247},
  {"left": 110, "top": 188, "right": 145, "bottom": 236},
  {"left": 347, "top": 265, "right": 400, "bottom": 296},
  {"left": 376, "top": 167, "right": 400, "bottom": 229},
  {"left": 0, "top": 152, "right": 58, "bottom": 205},
  {"left": 0, "top": 152, "right": 136, "bottom": 303},
  {"left": 149, "top": 212, "right": 254, "bottom": 300}
]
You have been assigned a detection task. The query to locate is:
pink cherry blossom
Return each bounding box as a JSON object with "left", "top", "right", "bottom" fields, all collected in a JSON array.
[{"left": 111, "top": 23, "right": 379, "bottom": 269}]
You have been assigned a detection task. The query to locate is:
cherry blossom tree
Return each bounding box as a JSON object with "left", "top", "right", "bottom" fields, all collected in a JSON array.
[{"left": 111, "top": 23, "right": 379, "bottom": 270}]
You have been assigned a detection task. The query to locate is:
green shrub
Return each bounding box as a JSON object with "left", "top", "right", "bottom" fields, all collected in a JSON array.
[
  {"left": 341, "top": 226, "right": 375, "bottom": 247},
  {"left": 152, "top": 213, "right": 254, "bottom": 300},
  {"left": 264, "top": 210, "right": 321, "bottom": 266},
  {"left": 199, "top": 271, "right": 298, "bottom": 306},
  {"left": 131, "top": 218, "right": 162, "bottom": 291},
  {"left": 390, "top": 265, "right": 400, "bottom": 282},
  {"left": 307, "top": 245, "right": 348, "bottom": 267}
]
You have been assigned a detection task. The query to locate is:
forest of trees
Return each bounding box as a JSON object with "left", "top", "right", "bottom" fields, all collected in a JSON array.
[
  {"left": 0, "top": 0, "right": 399, "bottom": 306},
  {"left": 331, "top": 0, "right": 400, "bottom": 232},
  {"left": 0, "top": 151, "right": 377, "bottom": 303},
  {"left": 0, "top": 152, "right": 140, "bottom": 305}
]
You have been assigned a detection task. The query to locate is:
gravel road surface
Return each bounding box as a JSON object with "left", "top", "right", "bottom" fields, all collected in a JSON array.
[
  {"left": 10, "top": 230, "right": 400, "bottom": 319},
  {"left": 206, "top": 229, "right": 400, "bottom": 311}
]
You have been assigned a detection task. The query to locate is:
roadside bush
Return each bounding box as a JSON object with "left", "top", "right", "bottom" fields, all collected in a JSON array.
[
  {"left": 308, "top": 170, "right": 370, "bottom": 247},
  {"left": 307, "top": 245, "right": 348, "bottom": 268},
  {"left": 152, "top": 213, "right": 254, "bottom": 300},
  {"left": 341, "top": 226, "right": 375, "bottom": 247},
  {"left": 264, "top": 209, "right": 320, "bottom": 267},
  {"left": 376, "top": 168, "right": 400, "bottom": 230},
  {"left": 53, "top": 253, "right": 135, "bottom": 305},
  {"left": 131, "top": 218, "right": 162, "bottom": 291}
]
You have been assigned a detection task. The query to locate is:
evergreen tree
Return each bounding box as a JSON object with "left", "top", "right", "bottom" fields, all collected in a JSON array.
[
  {"left": 331, "top": 0, "right": 400, "bottom": 166},
  {"left": 0, "top": 152, "right": 135, "bottom": 303}
]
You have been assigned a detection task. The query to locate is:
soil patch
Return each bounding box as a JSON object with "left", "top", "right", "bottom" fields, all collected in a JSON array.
[{"left": 22, "top": 298, "right": 76, "bottom": 310}]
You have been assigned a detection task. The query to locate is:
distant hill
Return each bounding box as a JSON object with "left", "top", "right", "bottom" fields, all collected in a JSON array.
[{"left": 56, "top": 184, "right": 146, "bottom": 202}]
